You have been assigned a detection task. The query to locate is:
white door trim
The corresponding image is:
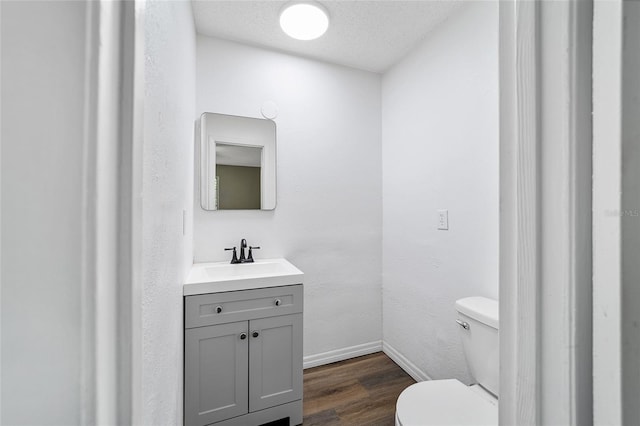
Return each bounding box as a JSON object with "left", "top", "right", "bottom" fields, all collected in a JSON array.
[
  {"left": 592, "top": 1, "right": 623, "bottom": 424},
  {"left": 117, "top": 2, "right": 145, "bottom": 425},
  {"left": 80, "top": 1, "right": 144, "bottom": 424},
  {"left": 499, "top": 1, "right": 593, "bottom": 424},
  {"left": 499, "top": 1, "right": 540, "bottom": 423}
]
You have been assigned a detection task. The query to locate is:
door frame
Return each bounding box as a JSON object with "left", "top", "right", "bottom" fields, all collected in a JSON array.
[
  {"left": 80, "top": 0, "right": 144, "bottom": 424},
  {"left": 592, "top": 3, "right": 622, "bottom": 424},
  {"left": 499, "top": 1, "right": 593, "bottom": 424},
  {"left": 94, "top": 0, "right": 602, "bottom": 424},
  {"left": 592, "top": 1, "right": 640, "bottom": 424}
]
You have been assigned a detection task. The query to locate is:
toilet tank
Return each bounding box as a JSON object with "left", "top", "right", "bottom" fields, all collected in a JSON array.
[{"left": 455, "top": 297, "right": 499, "bottom": 397}]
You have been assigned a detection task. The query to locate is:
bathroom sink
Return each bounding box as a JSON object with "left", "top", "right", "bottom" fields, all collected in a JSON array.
[{"left": 184, "top": 258, "right": 304, "bottom": 295}]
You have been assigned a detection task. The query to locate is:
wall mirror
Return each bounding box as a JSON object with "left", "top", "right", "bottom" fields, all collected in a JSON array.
[{"left": 199, "top": 112, "right": 276, "bottom": 210}]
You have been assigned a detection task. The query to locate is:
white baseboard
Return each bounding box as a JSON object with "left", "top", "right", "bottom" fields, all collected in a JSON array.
[
  {"left": 303, "top": 341, "right": 382, "bottom": 369},
  {"left": 382, "top": 341, "right": 431, "bottom": 382}
]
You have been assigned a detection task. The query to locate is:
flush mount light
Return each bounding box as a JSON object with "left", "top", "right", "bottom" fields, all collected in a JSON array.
[{"left": 279, "top": 2, "right": 329, "bottom": 41}]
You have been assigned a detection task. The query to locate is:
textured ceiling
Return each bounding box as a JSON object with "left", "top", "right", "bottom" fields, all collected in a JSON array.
[{"left": 191, "top": 1, "right": 465, "bottom": 73}]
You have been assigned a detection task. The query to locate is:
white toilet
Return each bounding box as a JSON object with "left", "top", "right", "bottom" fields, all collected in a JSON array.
[{"left": 395, "top": 297, "right": 499, "bottom": 426}]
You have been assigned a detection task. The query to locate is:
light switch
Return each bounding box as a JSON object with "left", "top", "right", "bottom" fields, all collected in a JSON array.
[{"left": 437, "top": 209, "right": 449, "bottom": 230}]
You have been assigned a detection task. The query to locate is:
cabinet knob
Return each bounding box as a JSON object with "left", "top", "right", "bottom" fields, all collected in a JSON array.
[
  {"left": 240, "top": 332, "right": 247, "bottom": 340},
  {"left": 274, "top": 299, "right": 282, "bottom": 306},
  {"left": 252, "top": 331, "right": 260, "bottom": 338},
  {"left": 215, "top": 305, "right": 223, "bottom": 314}
]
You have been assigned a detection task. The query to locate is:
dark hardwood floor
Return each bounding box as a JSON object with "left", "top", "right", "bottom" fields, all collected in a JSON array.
[{"left": 302, "top": 352, "right": 416, "bottom": 426}]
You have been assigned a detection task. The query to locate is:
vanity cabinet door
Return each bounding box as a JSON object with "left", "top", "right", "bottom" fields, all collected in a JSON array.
[
  {"left": 249, "top": 313, "right": 303, "bottom": 412},
  {"left": 184, "top": 321, "right": 249, "bottom": 426}
]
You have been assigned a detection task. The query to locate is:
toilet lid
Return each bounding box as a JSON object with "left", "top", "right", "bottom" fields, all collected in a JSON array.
[{"left": 396, "top": 379, "right": 498, "bottom": 426}]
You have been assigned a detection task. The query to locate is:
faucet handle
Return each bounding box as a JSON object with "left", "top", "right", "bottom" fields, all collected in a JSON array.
[
  {"left": 247, "top": 246, "right": 261, "bottom": 263},
  {"left": 224, "top": 247, "right": 240, "bottom": 264}
]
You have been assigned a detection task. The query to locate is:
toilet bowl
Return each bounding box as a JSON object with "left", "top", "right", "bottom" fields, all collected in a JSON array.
[
  {"left": 395, "top": 297, "right": 499, "bottom": 426},
  {"left": 395, "top": 380, "right": 497, "bottom": 426}
]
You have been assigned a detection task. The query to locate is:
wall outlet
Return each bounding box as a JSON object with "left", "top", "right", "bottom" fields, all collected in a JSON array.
[{"left": 437, "top": 209, "right": 449, "bottom": 230}]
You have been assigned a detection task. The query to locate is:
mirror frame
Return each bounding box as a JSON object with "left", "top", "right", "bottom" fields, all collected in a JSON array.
[{"left": 199, "top": 112, "right": 276, "bottom": 210}]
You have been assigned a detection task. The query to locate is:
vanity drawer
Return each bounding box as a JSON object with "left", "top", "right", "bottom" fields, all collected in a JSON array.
[{"left": 185, "top": 284, "right": 303, "bottom": 328}]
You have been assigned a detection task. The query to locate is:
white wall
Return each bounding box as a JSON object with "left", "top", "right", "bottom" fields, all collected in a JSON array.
[
  {"left": 142, "top": 0, "right": 195, "bottom": 424},
  {"left": 1, "top": 1, "right": 88, "bottom": 423},
  {"left": 195, "top": 37, "right": 383, "bottom": 364},
  {"left": 381, "top": 2, "right": 499, "bottom": 382}
]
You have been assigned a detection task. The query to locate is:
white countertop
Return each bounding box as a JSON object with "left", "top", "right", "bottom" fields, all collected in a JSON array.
[{"left": 183, "top": 258, "right": 304, "bottom": 296}]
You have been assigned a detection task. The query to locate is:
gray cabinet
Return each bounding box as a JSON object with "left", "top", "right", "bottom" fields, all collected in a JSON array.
[
  {"left": 184, "top": 285, "right": 303, "bottom": 426},
  {"left": 185, "top": 322, "right": 249, "bottom": 425},
  {"left": 249, "top": 314, "right": 303, "bottom": 412}
]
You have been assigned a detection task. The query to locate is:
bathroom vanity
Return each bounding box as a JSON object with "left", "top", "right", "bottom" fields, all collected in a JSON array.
[{"left": 183, "top": 259, "right": 304, "bottom": 426}]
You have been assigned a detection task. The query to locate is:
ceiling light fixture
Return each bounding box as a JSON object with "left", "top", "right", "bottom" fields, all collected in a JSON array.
[{"left": 279, "top": 2, "right": 329, "bottom": 41}]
